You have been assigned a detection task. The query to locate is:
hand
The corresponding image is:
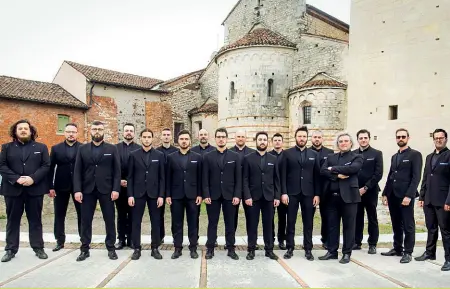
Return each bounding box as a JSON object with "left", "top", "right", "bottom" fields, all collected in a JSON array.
[
  {"left": 327, "top": 167, "right": 332, "bottom": 171},
  {"left": 121, "top": 180, "right": 127, "bottom": 187},
  {"left": 313, "top": 196, "right": 320, "bottom": 207},
  {"left": 204, "top": 198, "right": 212, "bottom": 205},
  {"left": 382, "top": 196, "right": 388, "bottom": 206},
  {"left": 196, "top": 196, "right": 202, "bottom": 205},
  {"left": 157, "top": 197, "right": 164, "bottom": 208},
  {"left": 17, "top": 176, "right": 27, "bottom": 185},
  {"left": 418, "top": 200, "right": 424, "bottom": 207},
  {"left": 232, "top": 197, "right": 240, "bottom": 206},
  {"left": 245, "top": 198, "right": 253, "bottom": 206},
  {"left": 359, "top": 187, "right": 367, "bottom": 196},
  {"left": 337, "top": 174, "right": 349, "bottom": 179},
  {"left": 445, "top": 204, "right": 450, "bottom": 211},
  {"left": 21, "top": 176, "right": 34, "bottom": 186},
  {"left": 74, "top": 192, "right": 83, "bottom": 203},
  {"left": 111, "top": 191, "right": 119, "bottom": 201},
  {"left": 166, "top": 197, "right": 172, "bottom": 205},
  {"left": 401, "top": 197, "right": 411, "bottom": 206},
  {"left": 281, "top": 194, "right": 289, "bottom": 205},
  {"left": 48, "top": 189, "right": 56, "bottom": 198},
  {"left": 128, "top": 197, "right": 135, "bottom": 207},
  {"left": 274, "top": 199, "right": 280, "bottom": 207}
]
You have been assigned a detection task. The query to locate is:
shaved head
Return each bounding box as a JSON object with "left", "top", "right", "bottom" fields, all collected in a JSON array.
[
  {"left": 198, "top": 128, "right": 209, "bottom": 145},
  {"left": 235, "top": 130, "right": 247, "bottom": 147}
]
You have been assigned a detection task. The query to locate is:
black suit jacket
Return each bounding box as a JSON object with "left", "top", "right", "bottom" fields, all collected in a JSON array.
[
  {"left": 116, "top": 141, "right": 141, "bottom": 179},
  {"left": 73, "top": 142, "right": 121, "bottom": 195},
  {"left": 320, "top": 151, "right": 364, "bottom": 204},
  {"left": 419, "top": 147, "right": 450, "bottom": 206},
  {"left": 311, "top": 146, "right": 334, "bottom": 196},
  {"left": 243, "top": 152, "right": 280, "bottom": 201},
  {"left": 127, "top": 148, "right": 165, "bottom": 199},
  {"left": 353, "top": 146, "right": 383, "bottom": 195},
  {"left": 229, "top": 145, "right": 255, "bottom": 163},
  {"left": 191, "top": 144, "right": 216, "bottom": 156},
  {"left": 279, "top": 147, "right": 321, "bottom": 197},
  {"left": 0, "top": 141, "right": 50, "bottom": 197},
  {"left": 166, "top": 150, "right": 202, "bottom": 199},
  {"left": 156, "top": 145, "right": 179, "bottom": 162},
  {"left": 382, "top": 147, "right": 423, "bottom": 199},
  {"left": 48, "top": 141, "right": 81, "bottom": 192},
  {"left": 202, "top": 149, "right": 242, "bottom": 200}
]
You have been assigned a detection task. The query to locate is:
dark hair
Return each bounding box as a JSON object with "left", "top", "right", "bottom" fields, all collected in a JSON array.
[
  {"left": 395, "top": 128, "right": 409, "bottom": 137},
  {"left": 123, "top": 123, "right": 135, "bottom": 129},
  {"left": 140, "top": 128, "right": 154, "bottom": 137},
  {"left": 91, "top": 120, "right": 104, "bottom": 126},
  {"left": 255, "top": 131, "right": 268, "bottom": 140},
  {"left": 215, "top": 127, "right": 228, "bottom": 138},
  {"left": 356, "top": 129, "right": 371, "bottom": 139},
  {"left": 433, "top": 128, "right": 447, "bottom": 139},
  {"left": 65, "top": 123, "right": 78, "bottom": 129},
  {"left": 295, "top": 126, "right": 308, "bottom": 137},
  {"left": 178, "top": 129, "right": 191, "bottom": 139},
  {"left": 162, "top": 128, "right": 171, "bottom": 132},
  {"left": 9, "top": 119, "right": 38, "bottom": 141},
  {"left": 272, "top": 133, "right": 283, "bottom": 140}
]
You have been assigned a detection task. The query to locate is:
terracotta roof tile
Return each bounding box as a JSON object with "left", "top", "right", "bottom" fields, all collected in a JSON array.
[
  {"left": 0, "top": 76, "right": 88, "bottom": 109},
  {"left": 188, "top": 103, "right": 218, "bottom": 115},
  {"left": 291, "top": 79, "right": 347, "bottom": 91}
]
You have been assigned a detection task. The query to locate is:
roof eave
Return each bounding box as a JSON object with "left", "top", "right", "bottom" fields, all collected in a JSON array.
[
  {"left": 289, "top": 85, "right": 347, "bottom": 94},
  {"left": 0, "top": 95, "right": 89, "bottom": 110},
  {"left": 215, "top": 44, "right": 297, "bottom": 63}
]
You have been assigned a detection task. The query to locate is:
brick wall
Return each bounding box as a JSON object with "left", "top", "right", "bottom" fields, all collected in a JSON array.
[
  {"left": 145, "top": 101, "right": 173, "bottom": 147},
  {"left": 85, "top": 94, "right": 118, "bottom": 143}
]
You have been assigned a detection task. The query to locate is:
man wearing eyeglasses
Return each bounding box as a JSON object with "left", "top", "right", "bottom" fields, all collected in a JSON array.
[
  {"left": 415, "top": 129, "right": 450, "bottom": 271},
  {"left": 381, "top": 128, "right": 422, "bottom": 264}
]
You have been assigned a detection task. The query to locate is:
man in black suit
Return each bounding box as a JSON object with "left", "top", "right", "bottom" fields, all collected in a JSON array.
[
  {"left": 243, "top": 131, "right": 281, "bottom": 260},
  {"left": 73, "top": 121, "right": 121, "bottom": 261},
  {"left": 269, "top": 133, "right": 287, "bottom": 250},
  {"left": 310, "top": 130, "right": 334, "bottom": 249},
  {"left": 319, "top": 132, "right": 363, "bottom": 264},
  {"left": 156, "top": 128, "right": 179, "bottom": 244},
  {"left": 115, "top": 123, "right": 140, "bottom": 250},
  {"left": 48, "top": 123, "right": 82, "bottom": 252},
  {"left": 166, "top": 130, "right": 202, "bottom": 259},
  {"left": 191, "top": 129, "right": 216, "bottom": 155},
  {"left": 0, "top": 120, "right": 50, "bottom": 262},
  {"left": 416, "top": 128, "right": 450, "bottom": 271},
  {"left": 381, "top": 128, "right": 422, "bottom": 263},
  {"left": 203, "top": 127, "right": 241, "bottom": 260},
  {"left": 128, "top": 128, "right": 165, "bottom": 260},
  {"left": 353, "top": 129, "right": 383, "bottom": 254},
  {"left": 280, "top": 126, "right": 321, "bottom": 260}
]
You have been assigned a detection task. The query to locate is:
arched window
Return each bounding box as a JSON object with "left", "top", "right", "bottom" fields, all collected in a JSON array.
[
  {"left": 267, "top": 79, "right": 274, "bottom": 97},
  {"left": 230, "top": 81, "right": 235, "bottom": 99}
]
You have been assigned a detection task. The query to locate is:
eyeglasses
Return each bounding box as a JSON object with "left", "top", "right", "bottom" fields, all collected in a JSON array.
[
  {"left": 396, "top": 135, "right": 407, "bottom": 139},
  {"left": 434, "top": 137, "right": 446, "bottom": 141},
  {"left": 358, "top": 137, "right": 369, "bottom": 140},
  {"left": 91, "top": 128, "right": 104, "bottom": 132}
]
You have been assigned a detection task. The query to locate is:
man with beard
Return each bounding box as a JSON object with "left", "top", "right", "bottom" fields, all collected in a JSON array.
[
  {"left": 48, "top": 123, "right": 82, "bottom": 252},
  {"left": 416, "top": 129, "right": 450, "bottom": 271},
  {"left": 319, "top": 132, "right": 363, "bottom": 264},
  {"left": 128, "top": 129, "right": 165, "bottom": 260},
  {"left": 353, "top": 129, "right": 383, "bottom": 254},
  {"left": 381, "top": 128, "right": 422, "bottom": 264},
  {"left": 192, "top": 129, "right": 216, "bottom": 155},
  {"left": 0, "top": 120, "right": 50, "bottom": 262},
  {"left": 73, "top": 121, "right": 121, "bottom": 261},
  {"left": 203, "top": 127, "right": 241, "bottom": 260},
  {"left": 115, "top": 123, "right": 140, "bottom": 250},
  {"left": 269, "top": 133, "right": 287, "bottom": 250},
  {"left": 166, "top": 130, "right": 202, "bottom": 259},
  {"left": 243, "top": 131, "right": 281, "bottom": 260},
  {"left": 310, "top": 130, "right": 334, "bottom": 249},
  {"left": 280, "top": 126, "right": 321, "bottom": 260},
  {"left": 156, "top": 128, "right": 179, "bottom": 244}
]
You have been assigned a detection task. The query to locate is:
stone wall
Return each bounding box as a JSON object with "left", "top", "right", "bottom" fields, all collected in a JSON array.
[
  {"left": 191, "top": 113, "right": 218, "bottom": 145},
  {"left": 199, "top": 62, "right": 219, "bottom": 102},
  {"left": 305, "top": 13, "right": 349, "bottom": 42}
]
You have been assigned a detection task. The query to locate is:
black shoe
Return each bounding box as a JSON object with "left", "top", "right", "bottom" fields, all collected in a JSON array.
[
  {"left": 53, "top": 244, "right": 64, "bottom": 252},
  {"left": 228, "top": 250, "right": 239, "bottom": 260},
  {"left": 441, "top": 261, "right": 450, "bottom": 271},
  {"left": 318, "top": 252, "right": 338, "bottom": 260},
  {"left": 76, "top": 251, "right": 90, "bottom": 262},
  {"left": 171, "top": 248, "right": 182, "bottom": 259},
  {"left": 190, "top": 249, "right": 199, "bottom": 259},
  {"left": 151, "top": 249, "right": 163, "bottom": 260},
  {"left": 278, "top": 241, "right": 286, "bottom": 250},
  {"left": 131, "top": 249, "right": 141, "bottom": 260},
  {"left": 414, "top": 252, "right": 436, "bottom": 261},
  {"left": 246, "top": 250, "right": 255, "bottom": 260},
  {"left": 284, "top": 248, "right": 294, "bottom": 259},
  {"left": 1, "top": 250, "right": 15, "bottom": 262},
  {"left": 400, "top": 253, "right": 412, "bottom": 263},
  {"left": 115, "top": 240, "right": 126, "bottom": 250},
  {"left": 108, "top": 250, "right": 118, "bottom": 260},
  {"left": 305, "top": 250, "right": 314, "bottom": 261},
  {"left": 368, "top": 246, "right": 377, "bottom": 255},
  {"left": 339, "top": 254, "right": 351, "bottom": 264},
  {"left": 205, "top": 249, "right": 214, "bottom": 259},
  {"left": 265, "top": 251, "right": 278, "bottom": 260},
  {"left": 352, "top": 244, "right": 362, "bottom": 250},
  {"left": 34, "top": 249, "right": 48, "bottom": 260},
  {"left": 381, "top": 248, "right": 403, "bottom": 256}
]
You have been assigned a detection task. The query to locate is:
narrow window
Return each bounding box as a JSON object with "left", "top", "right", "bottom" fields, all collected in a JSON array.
[
  {"left": 389, "top": 105, "right": 398, "bottom": 120},
  {"left": 57, "top": 115, "right": 69, "bottom": 133},
  {"left": 303, "top": 106, "right": 311, "bottom": 124},
  {"left": 268, "top": 79, "right": 274, "bottom": 97},
  {"left": 174, "top": 123, "right": 184, "bottom": 144},
  {"left": 230, "top": 81, "right": 235, "bottom": 99}
]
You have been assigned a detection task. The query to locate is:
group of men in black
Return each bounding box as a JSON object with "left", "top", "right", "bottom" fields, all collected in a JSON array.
[{"left": 0, "top": 119, "right": 449, "bottom": 271}]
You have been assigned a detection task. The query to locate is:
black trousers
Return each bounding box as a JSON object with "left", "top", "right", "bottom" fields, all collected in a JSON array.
[
  {"left": 160, "top": 202, "right": 166, "bottom": 240},
  {"left": 206, "top": 197, "right": 237, "bottom": 249},
  {"left": 355, "top": 191, "right": 379, "bottom": 246},
  {"left": 171, "top": 197, "right": 199, "bottom": 249},
  {"left": 132, "top": 196, "right": 161, "bottom": 249},
  {"left": 5, "top": 194, "right": 44, "bottom": 253},
  {"left": 247, "top": 199, "right": 274, "bottom": 251},
  {"left": 115, "top": 186, "right": 132, "bottom": 242},
  {"left": 318, "top": 199, "right": 328, "bottom": 245},
  {"left": 272, "top": 203, "right": 287, "bottom": 243},
  {"left": 80, "top": 190, "right": 116, "bottom": 252},
  {"left": 387, "top": 194, "right": 415, "bottom": 254},
  {"left": 54, "top": 190, "right": 81, "bottom": 245},
  {"left": 424, "top": 204, "right": 450, "bottom": 261},
  {"left": 327, "top": 194, "right": 358, "bottom": 255},
  {"left": 286, "top": 194, "right": 314, "bottom": 250},
  {"left": 234, "top": 201, "right": 242, "bottom": 233}
]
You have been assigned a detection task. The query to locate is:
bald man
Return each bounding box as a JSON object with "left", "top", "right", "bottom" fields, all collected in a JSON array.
[{"left": 192, "top": 129, "right": 216, "bottom": 156}]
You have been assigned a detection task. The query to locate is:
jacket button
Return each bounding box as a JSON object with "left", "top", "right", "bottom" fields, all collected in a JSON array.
[
  {"left": 301, "top": 177, "right": 303, "bottom": 179},
  {"left": 184, "top": 171, "right": 186, "bottom": 173},
  {"left": 262, "top": 182, "right": 265, "bottom": 184},
  {"left": 184, "top": 180, "right": 186, "bottom": 182},
  {"left": 431, "top": 174, "right": 433, "bottom": 176},
  {"left": 221, "top": 181, "right": 223, "bottom": 183},
  {"left": 221, "top": 172, "right": 223, "bottom": 174},
  {"left": 146, "top": 171, "right": 148, "bottom": 174},
  {"left": 96, "top": 165, "right": 98, "bottom": 167}
]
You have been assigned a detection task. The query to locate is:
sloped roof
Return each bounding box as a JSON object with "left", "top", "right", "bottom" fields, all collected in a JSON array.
[
  {"left": 188, "top": 102, "right": 218, "bottom": 116},
  {"left": 290, "top": 72, "right": 347, "bottom": 92},
  {"left": 159, "top": 69, "right": 205, "bottom": 89},
  {"left": 0, "top": 76, "right": 88, "bottom": 109}
]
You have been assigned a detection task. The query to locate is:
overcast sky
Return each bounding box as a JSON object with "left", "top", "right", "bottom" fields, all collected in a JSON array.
[{"left": 0, "top": 0, "right": 350, "bottom": 82}]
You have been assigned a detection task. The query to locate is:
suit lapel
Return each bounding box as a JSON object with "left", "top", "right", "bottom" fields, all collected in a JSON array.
[
  {"left": 139, "top": 149, "right": 150, "bottom": 168},
  {"left": 432, "top": 148, "right": 449, "bottom": 171},
  {"left": 217, "top": 151, "right": 225, "bottom": 169},
  {"left": 22, "top": 142, "right": 35, "bottom": 163}
]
